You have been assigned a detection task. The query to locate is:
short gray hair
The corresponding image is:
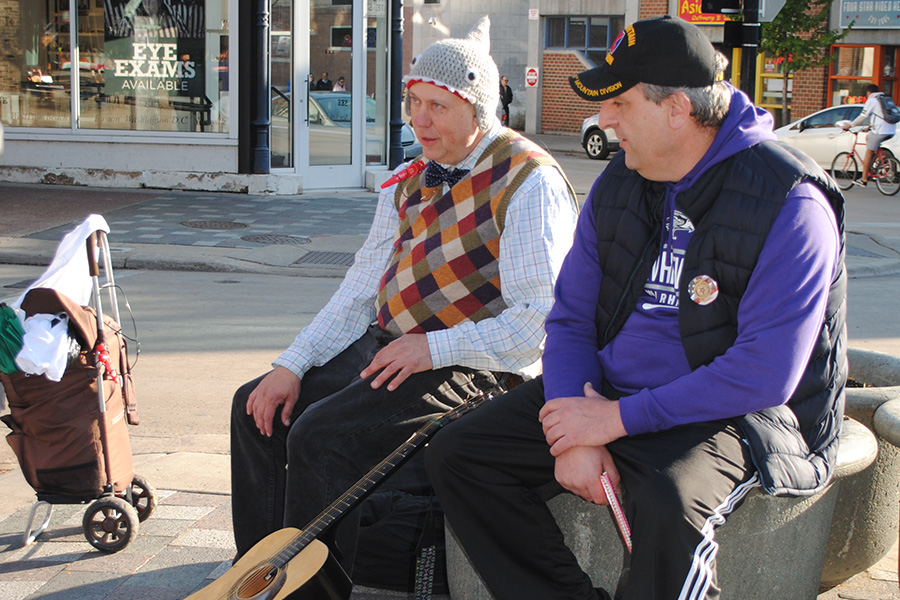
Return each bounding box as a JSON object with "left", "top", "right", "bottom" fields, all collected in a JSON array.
[{"left": 641, "top": 52, "right": 731, "bottom": 128}]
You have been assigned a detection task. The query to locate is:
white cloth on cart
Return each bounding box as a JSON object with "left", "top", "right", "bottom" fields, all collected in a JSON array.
[
  {"left": 10, "top": 214, "right": 110, "bottom": 381},
  {"left": 12, "top": 214, "right": 110, "bottom": 310},
  {"left": 15, "top": 313, "right": 70, "bottom": 382}
]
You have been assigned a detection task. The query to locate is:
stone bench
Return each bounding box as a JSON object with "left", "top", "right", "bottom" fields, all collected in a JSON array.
[
  {"left": 822, "top": 348, "right": 900, "bottom": 587},
  {"left": 446, "top": 418, "right": 878, "bottom": 600},
  {"left": 873, "top": 398, "right": 900, "bottom": 592}
]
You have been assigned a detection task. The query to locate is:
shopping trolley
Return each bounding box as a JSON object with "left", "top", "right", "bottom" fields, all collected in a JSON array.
[{"left": 0, "top": 216, "right": 156, "bottom": 553}]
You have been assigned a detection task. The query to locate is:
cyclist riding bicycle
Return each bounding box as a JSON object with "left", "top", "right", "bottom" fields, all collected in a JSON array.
[{"left": 842, "top": 83, "right": 896, "bottom": 186}]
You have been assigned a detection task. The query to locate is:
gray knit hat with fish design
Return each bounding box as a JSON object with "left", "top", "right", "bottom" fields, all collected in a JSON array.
[{"left": 403, "top": 16, "right": 499, "bottom": 131}]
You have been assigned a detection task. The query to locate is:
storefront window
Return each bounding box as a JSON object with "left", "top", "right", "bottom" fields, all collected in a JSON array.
[
  {"left": 830, "top": 46, "right": 877, "bottom": 106},
  {"left": 0, "top": 0, "right": 229, "bottom": 133},
  {"left": 831, "top": 46, "right": 875, "bottom": 78},
  {"left": 0, "top": 3, "right": 72, "bottom": 128}
]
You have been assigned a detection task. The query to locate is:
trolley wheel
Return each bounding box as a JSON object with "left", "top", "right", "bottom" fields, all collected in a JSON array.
[
  {"left": 119, "top": 474, "right": 158, "bottom": 522},
  {"left": 82, "top": 496, "right": 139, "bottom": 553},
  {"left": 831, "top": 151, "right": 859, "bottom": 191}
]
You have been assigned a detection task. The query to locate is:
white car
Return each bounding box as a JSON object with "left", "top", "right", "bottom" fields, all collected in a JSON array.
[
  {"left": 580, "top": 114, "right": 620, "bottom": 160},
  {"left": 774, "top": 104, "right": 900, "bottom": 169}
]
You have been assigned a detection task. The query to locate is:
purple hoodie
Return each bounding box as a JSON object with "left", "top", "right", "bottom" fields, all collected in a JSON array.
[{"left": 542, "top": 86, "right": 840, "bottom": 436}]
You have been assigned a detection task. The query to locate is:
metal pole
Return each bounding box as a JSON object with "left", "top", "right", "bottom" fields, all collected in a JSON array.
[
  {"left": 388, "top": 0, "right": 405, "bottom": 169},
  {"left": 740, "top": 0, "right": 761, "bottom": 101},
  {"left": 252, "top": 0, "right": 271, "bottom": 174}
]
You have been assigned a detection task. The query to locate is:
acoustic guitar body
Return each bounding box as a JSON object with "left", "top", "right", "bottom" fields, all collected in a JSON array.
[
  {"left": 185, "top": 528, "right": 352, "bottom": 600},
  {"left": 187, "top": 395, "right": 492, "bottom": 600}
]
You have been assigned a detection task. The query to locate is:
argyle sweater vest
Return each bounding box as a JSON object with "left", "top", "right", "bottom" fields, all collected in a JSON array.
[{"left": 375, "top": 131, "right": 563, "bottom": 336}]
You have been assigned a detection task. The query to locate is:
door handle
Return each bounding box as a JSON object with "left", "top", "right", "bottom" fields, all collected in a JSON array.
[{"left": 305, "top": 74, "right": 312, "bottom": 125}]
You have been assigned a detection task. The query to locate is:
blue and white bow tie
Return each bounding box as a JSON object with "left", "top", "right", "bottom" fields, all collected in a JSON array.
[{"left": 424, "top": 161, "right": 470, "bottom": 188}]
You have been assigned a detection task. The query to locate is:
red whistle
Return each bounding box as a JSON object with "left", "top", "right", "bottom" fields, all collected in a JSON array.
[{"left": 381, "top": 160, "right": 426, "bottom": 189}]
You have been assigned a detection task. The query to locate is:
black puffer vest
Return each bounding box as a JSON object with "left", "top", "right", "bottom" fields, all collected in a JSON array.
[{"left": 593, "top": 141, "right": 847, "bottom": 497}]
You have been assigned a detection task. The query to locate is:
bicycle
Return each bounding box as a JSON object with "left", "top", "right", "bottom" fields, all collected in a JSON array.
[{"left": 830, "top": 126, "right": 900, "bottom": 195}]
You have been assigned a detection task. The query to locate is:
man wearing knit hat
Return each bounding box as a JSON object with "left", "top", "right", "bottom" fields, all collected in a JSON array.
[
  {"left": 229, "top": 16, "right": 578, "bottom": 591},
  {"left": 427, "top": 16, "right": 846, "bottom": 599}
]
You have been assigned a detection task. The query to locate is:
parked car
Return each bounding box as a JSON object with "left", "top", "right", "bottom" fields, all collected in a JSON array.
[
  {"left": 271, "top": 90, "right": 422, "bottom": 165},
  {"left": 580, "top": 113, "right": 620, "bottom": 160},
  {"left": 773, "top": 104, "right": 900, "bottom": 169}
]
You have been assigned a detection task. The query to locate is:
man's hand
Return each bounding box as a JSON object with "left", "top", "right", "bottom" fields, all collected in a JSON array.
[
  {"left": 246, "top": 366, "right": 301, "bottom": 437},
  {"left": 360, "top": 333, "right": 434, "bottom": 391},
  {"left": 554, "top": 444, "right": 620, "bottom": 506},
  {"left": 539, "top": 382, "right": 628, "bottom": 456}
]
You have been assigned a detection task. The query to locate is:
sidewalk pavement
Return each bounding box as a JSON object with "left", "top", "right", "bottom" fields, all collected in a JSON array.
[{"left": 0, "top": 133, "right": 899, "bottom": 599}]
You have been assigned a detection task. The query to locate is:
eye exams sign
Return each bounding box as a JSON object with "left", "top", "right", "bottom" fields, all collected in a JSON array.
[
  {"left": 106, "top": 43, "right": 198, "bottom": 93},
  {"left": 109, "top": 43, "right": 196, "bottom": 92}
]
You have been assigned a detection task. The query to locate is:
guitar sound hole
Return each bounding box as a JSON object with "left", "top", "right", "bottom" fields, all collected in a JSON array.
[{"left": 236, "top": 564, "right": 282, "bottom": 599}]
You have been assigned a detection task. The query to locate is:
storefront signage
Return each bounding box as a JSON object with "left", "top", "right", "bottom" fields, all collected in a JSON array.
[
  {"left": 111, "top": 43, "right": 197, "bottom": 91},
  {"left": 678, "top": 0, "right": 729, "bottom": 25},
  {"left": 840, "top": 0, "right": 900, "bottom": 28}
]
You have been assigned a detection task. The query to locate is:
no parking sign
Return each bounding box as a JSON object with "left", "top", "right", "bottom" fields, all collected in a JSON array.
[{"left": 525, "top": 67, "right": 538, "bottom": 88}]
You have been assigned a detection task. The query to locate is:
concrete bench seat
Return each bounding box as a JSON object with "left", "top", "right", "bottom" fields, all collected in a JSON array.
[
  {"left": 446, "top": 417, "right": 878, "bottom": 600},
  {"left": 873, "top": 398, "right": 900, "bottom": 592}
]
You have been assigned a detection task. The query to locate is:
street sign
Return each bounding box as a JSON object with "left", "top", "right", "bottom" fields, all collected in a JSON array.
[
  {"left": 760, "top": 0, "right": 787, "bottom": 21},
  {"left": 525, "top": 67, "right": 538, "bottom": 87}
]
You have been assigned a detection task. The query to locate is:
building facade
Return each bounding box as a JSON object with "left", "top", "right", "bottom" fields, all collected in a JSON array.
[
  {"left": 2, "top": 1, "right": 897, "bottom": 193},
  {"left": 1, "top": 0, "right": 397, "bottom": 193}
]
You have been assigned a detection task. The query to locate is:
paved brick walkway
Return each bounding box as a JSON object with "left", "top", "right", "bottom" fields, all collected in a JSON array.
[{"left": 0, "top": 490, "right": 233, "bottom": 600}]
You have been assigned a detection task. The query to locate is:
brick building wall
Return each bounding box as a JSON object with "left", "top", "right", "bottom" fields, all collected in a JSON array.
[
  {"left": 639, "top": 0, "right": 668, "bottom": 20},
  {"left": 537, "top": 3, "right": 669, "bottom": 133},
  {"left": 766, "top": 4, "right": 831, "bottom": 121},
  {"left": 791, "top": 66, "right": 829, "bottom": 120},
  {"left": 535, "top": 2, "right": 833, "bottom": 132},
  {"left": 541, "top": 50, "right": 598, "bottom": 134}
]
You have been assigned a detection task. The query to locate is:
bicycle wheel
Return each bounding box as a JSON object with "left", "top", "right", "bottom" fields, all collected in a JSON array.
[
  {"left": 831, "top": 152, "right": 859, "bottom": 191},
  {"left": 875, "top": 156, "right": 900, "bottom": 196}
]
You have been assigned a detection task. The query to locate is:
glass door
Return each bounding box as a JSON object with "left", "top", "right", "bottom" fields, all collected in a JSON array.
[
  {"left": 271, "top": 0, "right": 293, "bottom": 168},
  {"left": 271, "top": 0, "right": 369, "bottom": 188}
]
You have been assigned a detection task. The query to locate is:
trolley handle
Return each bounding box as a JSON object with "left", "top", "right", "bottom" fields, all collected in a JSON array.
[
  {"left": 85, "top": 231, "right": 115, "bottom": 377},
  {"left": 86, "top": 232, "right": 100, "bottom": 278}
]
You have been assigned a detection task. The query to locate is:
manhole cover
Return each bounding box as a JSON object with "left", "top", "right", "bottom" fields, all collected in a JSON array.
[
  {"left": 241, "top": 234, "right": 311, "bottom": 246},
  {"left": 180, "top": 220, "right": 248, "bottom": 230},
  {"left": 293, "top": 251, "right": 356, "bottom": 266}
]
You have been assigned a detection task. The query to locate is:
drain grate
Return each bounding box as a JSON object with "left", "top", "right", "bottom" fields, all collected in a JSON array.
[
  {"left": 180, "top": 220, "right": 248, "bottom": 230},
  {"left": 241, "top": 234, "right": 311, "bottom": 246},
  {"left": 293, "top": 251, "right": 356, "bottom": 266}
]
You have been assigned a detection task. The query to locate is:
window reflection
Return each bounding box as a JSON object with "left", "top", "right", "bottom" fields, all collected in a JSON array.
[
  {"left": 2, "top": 3, "right": 71, "bottom": 128},
  {"left": 0, "top": 0, "right": 229, "bottom": 133}
]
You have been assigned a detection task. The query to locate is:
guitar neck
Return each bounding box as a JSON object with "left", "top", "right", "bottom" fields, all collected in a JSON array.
[
  {"left": 309, "top": 424, "right": 438, "bottom": 535},
  {"left": 271, "top": 406, "right": 470, "bottom": 567}
]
